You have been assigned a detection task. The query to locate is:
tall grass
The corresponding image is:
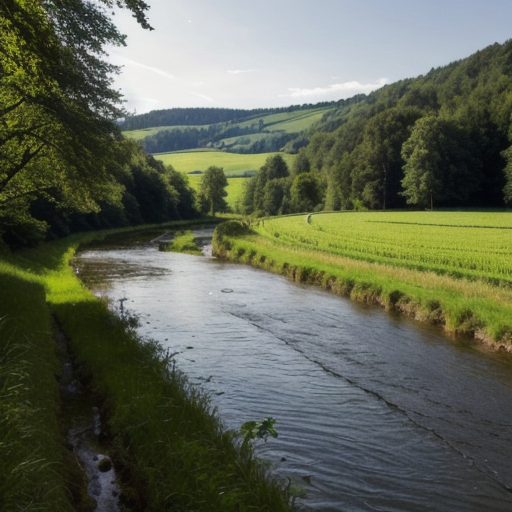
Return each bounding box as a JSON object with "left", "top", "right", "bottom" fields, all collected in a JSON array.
[{"left": 0, "top": 224, "right": 292, "bottom": 512}]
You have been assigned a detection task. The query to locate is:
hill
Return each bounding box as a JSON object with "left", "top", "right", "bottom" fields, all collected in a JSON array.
[
  {"left": 292, "top": 39, "right": 512, "bottom": 211},
  {"left": 120, "top": 100, "right": 365, "bottom": 154}
]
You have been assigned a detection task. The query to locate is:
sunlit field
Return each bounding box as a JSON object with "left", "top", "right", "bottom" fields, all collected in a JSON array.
[
  {"left": 258, "top": 211, "right": 512, "bottom": 284},
  {"left": 154, "top": 150, "right": 295, "bottom": 176}
]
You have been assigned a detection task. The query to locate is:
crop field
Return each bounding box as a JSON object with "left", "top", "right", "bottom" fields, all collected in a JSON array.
[
  {"left": 256, "top": 211, "right": 512, "bottom": 285},
  {"left": 155, "top": 150, "right": 296, "bottom": 175}
]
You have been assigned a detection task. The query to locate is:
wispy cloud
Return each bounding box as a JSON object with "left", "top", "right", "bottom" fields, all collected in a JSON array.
[
  {"left": 115, "top": 55, "right": 176, "bottom": 81},
  {"left": 190, "top": 92, "right": 216, "bottom": 103},
  {"left": 281, "top": 78, "right": 388, "bottom": 98},
  {"left": 227, "top": 69, "right": 259, "bottom": 74}
]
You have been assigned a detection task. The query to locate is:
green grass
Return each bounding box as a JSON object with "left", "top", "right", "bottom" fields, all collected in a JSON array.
[
  {"left": 155, "top": 150, "right": 296, "bottom": 175},
  {"left": 161, "top": 230, "right": 203, "bottom": 255},
  {"left": 213, "top": 213, "right": 512, "bottom": 348},
  {"left": 260, "top": 211, "right": 512, "bottom": 285},
  {"left": 0, "top": 223, "right": 293, "bottom": 512}
]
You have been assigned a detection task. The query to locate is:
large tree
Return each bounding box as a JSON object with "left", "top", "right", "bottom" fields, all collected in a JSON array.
[
  {"left": 0, "top": 0, "right": 151, "bottom": 244},
  {"left": 197, "top": 166, "right": 228, "bottom": 215}
]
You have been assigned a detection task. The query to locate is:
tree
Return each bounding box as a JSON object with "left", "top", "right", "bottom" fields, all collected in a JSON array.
[
  {"left": 197, "top": 166, "right": 228, "bottom": 215},
  {"left": 0, "top": 0, "right": 151, "bottom": 245},
  {"left": 401, "top": 117, "right": 445, "bottom": 209},
  {"left": 350, "top": 107, "right": 422, "bottom": 209},
  {"left": 290, "top": 173, "right": 322, "bottom": 213},
  {"left": 401, "top": 116, "right": 480, "bottom": 209}
]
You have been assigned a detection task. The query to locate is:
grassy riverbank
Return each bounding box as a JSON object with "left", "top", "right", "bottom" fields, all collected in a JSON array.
[
  {"left": 212, "top": 214, "right": 512, "bottom": 350},
  {"left": 0, "top": 223, "right": 292, "bottom": 512}
]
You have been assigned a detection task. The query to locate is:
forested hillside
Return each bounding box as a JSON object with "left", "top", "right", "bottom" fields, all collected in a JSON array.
[
  {"left": 120, "top": 99, "right": 367, "bottom": 154},
  {"left": 0, "top": 1, "right": 198, "bottom": 249},
  {"left": 120, "top": 103, "right": 338, "bottom": 130},
  {"left": 241, "top": 40, "right": 512, "bottom": 215}
]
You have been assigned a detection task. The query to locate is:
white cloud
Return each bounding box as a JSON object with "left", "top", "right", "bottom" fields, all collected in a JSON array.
[{"left": 281, "top": 78, "right": 388, "bottom": 98}]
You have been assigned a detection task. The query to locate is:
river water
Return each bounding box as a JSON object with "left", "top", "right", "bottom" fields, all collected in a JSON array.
[{"left": 76, "top": 238, "right": 512, "bottom": 512}]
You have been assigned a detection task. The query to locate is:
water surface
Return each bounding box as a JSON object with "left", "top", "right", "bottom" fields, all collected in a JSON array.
[{"left": 77, "top": 243, "right": 512, "bottom": 512}]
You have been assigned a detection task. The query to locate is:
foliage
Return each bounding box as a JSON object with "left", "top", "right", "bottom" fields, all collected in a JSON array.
[
  {"left": 240, "top": 154, "right": 291, "bottom": 216},
  {"left": 0, "top": 0, "right": 199, "bottom": 248},
  {"left": 290, "top": 173, "right": 323, "bottom": 212},
  {"left": 295, "top": 39, "right": 512, "bottom": 211},
  {"left": 240, "top": 418, "right": 278, "bottom": 452},
  {"left": 197, "top": 166, "right": 229, "bottom": 215}
]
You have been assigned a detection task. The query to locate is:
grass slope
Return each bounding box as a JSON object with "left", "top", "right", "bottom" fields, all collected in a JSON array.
[
  {"left": 213, "top": 212, "right": 512, "bottom": 350},
  {"left": 122, "top": 107, "right": 332, "bottom": 143}
]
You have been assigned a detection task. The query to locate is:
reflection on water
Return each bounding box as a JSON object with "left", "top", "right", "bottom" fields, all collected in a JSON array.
[{"left": 76, "top": 243, "right": 512, "bottom": 512}]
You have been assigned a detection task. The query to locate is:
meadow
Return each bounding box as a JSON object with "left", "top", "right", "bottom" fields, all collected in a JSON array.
[
  {"left": 260, "top": 211, "right": 512, "bottom": 284},
  {"left": 155, "top": 149, "right": 296, "bottom": 176},
  {"left": 213, "top": 211, "right": 512, "bottom": 348}
]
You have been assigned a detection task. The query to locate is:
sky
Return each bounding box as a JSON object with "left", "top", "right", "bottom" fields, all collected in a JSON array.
[{"left": 106, "top": 0, "right": 512, "bottom": 114}]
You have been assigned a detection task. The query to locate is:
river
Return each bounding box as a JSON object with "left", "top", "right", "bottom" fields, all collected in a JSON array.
[{"left": 76, "top": 236, "right": 512, "bottom": 512}]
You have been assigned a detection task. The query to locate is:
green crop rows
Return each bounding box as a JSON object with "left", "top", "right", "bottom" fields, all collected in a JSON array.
[{"left": 255, "top": 211, "right": 512, "bottom": 285}]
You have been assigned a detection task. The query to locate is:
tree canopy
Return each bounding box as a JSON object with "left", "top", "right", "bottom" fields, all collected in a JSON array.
[
  {"left": 0, "top": 0, "right": 199, "bottom": 248},
  {"left": 289, "top": 40, "right": 512, "bottom": 211},
  {"left": 197, "top": 166, "right": 228, "bottom": 216}
]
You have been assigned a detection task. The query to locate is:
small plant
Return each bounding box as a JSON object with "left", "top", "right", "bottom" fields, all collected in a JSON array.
[{"left": 240, "top": 417, "right": 278, "bottom": 452}]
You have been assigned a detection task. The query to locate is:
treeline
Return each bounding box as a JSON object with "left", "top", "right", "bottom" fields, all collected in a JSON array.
[
  {"left": 0, "top": 1, "right": 199, "bottom": 249},
  {"left": 238, "top": 154, "right": 323, "bottom": 216},
  {"left": 120, "top": 102, "right": 338, "bottom": 131},
  {"left": 284, "top": 40, "right": 512, "bottom": 211}
]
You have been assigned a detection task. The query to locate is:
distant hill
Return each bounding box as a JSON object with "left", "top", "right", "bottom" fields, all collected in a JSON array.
[{"left": 120, "top": 99, "right": 366, "bottom": 154}]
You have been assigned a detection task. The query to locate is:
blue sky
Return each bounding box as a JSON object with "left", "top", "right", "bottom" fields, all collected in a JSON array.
[{"left": 108, "top": 0, "right": 512, "bottom": 114}]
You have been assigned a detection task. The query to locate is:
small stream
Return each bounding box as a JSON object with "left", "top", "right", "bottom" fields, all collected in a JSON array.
[{"left": 75, "top": 234, "right": 512, "bottom": 512}]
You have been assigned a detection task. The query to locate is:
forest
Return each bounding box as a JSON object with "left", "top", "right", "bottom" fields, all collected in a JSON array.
[
  {"left": 0, "top": 0, "right": 199, "bottom": 249},
  {"left": 236, "top": 40, "right": 512, "bottom": 215}
]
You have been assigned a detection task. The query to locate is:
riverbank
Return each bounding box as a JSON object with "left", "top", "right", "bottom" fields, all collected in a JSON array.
[
  {"left": 212, "top": 220, "right": 512, "bottom": 352},
  {"left": 0, "top": 222, "right": 292, "bottom": 512}
]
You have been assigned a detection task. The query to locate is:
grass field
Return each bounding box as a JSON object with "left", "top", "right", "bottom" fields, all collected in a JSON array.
[
  {"left": 259, "top": 211, "right": 512, "bottom": 284},
  {"left": 213, "top": 211, "right": 512, "bottom": 347},
  {"left": 155, "top": 150, "right": 296, "bottom": 175}
]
